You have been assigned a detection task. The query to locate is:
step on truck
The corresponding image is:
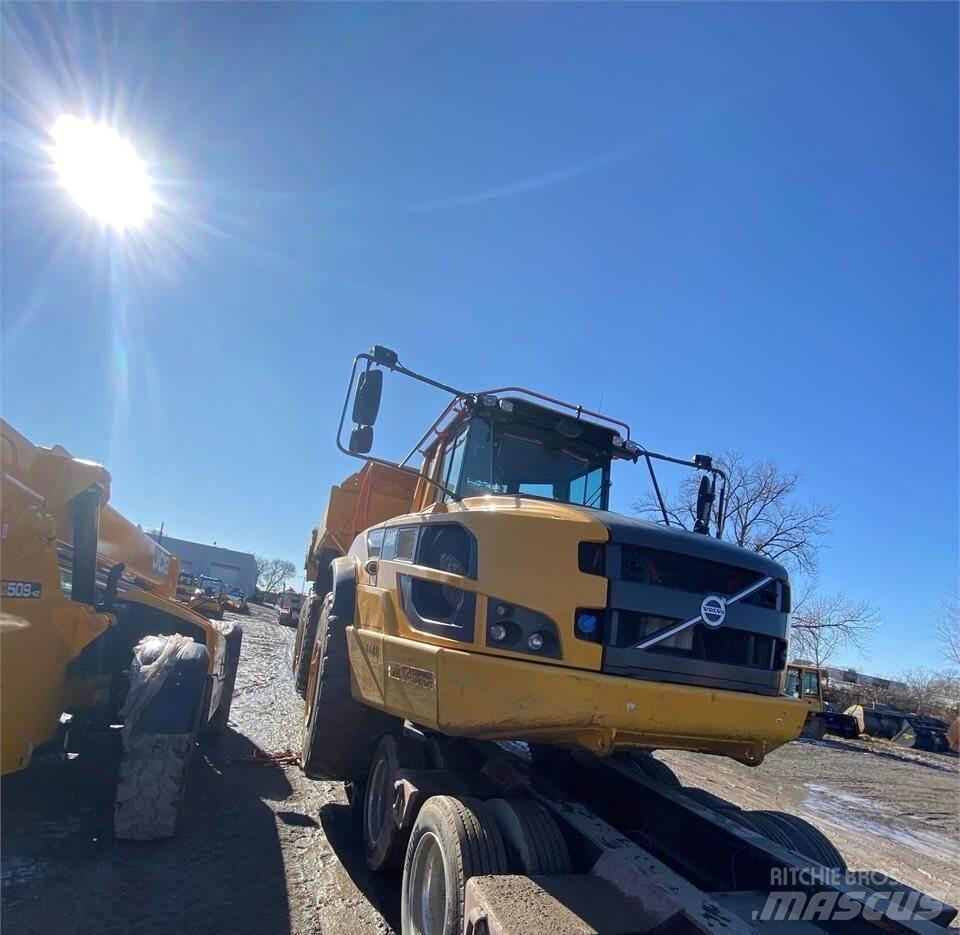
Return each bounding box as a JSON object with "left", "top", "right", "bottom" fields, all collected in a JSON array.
[
  {"left": 290, "top": 347, "right": 955, "bottom": 933},
  {"left": 0, "top": 420, "right": 243, "bottom": 840}
]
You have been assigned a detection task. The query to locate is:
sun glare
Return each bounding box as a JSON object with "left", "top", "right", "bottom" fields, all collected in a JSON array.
[{"left": 50, "top": 115, "right": 155, "bottom": 230}]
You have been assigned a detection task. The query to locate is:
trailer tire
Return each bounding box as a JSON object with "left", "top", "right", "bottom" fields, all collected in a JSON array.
[
  {"left": 616, "top": 751, "right": 682, "bottom": 788},
  {"left": 748, "top": 810, "right": 847, "bottom": 871},
  {"left": 485, "top": 798, "right": 571, "bottom": 875},
  {"left": 293, "top": 594, "right": 322, "bottom": 698},
  {"left": 204, "top": 623, "right": 243, "bottom": 735},
  {"left": 364, "top": 734, "right": 427, "bottom": 872},
  {"left": 401, "top": 795, "right": 508, "bottom": 935},
  {"left": 301, "top": 595, "right": 394, "bottom": 781},
  {"left": 114, "top": 637, "right": 208, "bottom": 840}
]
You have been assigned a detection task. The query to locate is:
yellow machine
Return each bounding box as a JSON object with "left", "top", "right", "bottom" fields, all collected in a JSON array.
[
  {"left": 191, "top": 574, "right": 227, "bottom": 620},
  {"left": 0, "top": 420, "right": 243, "bottom": 839},
  {"left": 295, "top": 347, "right": 808, "bottom": 785},
  {"left": 784, "top": 663, "right": 860, "bottom": 739},
  {"left": 176, "top": 570, "right": 199, "bottom": 601}
]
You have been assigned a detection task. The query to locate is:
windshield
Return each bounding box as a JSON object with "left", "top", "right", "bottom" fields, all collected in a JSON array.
[
  {"left": 441, "top": 417, "right": 610, "bottom": 509},
  {"left": 178, "top": 573, "right": 194, "bottom": 585},
  {"left": 199, "top": 577, "right": 221, "bottom": 590}
]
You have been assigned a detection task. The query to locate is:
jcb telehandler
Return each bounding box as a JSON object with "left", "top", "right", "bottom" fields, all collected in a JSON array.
[{"left": 0, "top": 420, "right": 243, "bottom": 840}]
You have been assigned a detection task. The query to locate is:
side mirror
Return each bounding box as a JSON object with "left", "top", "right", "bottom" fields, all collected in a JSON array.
[
  {"left": 349, "top": 425, "right": 374, "bottom": 454},
  {"left": 352, "top": 369, "right": 383, "bottom": 427},
  {"left": 694, "top": 475, "right": 714, "bottom": 535}
]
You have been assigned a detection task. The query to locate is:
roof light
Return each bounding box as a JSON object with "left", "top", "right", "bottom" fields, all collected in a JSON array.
[
  {"left": 623, "top": 440, "right": 639, "bottom": 454},
  {"left": 498, "top": 399, "right": 514, "bottom": 413},
  {"left": 612, "top": 434, "right": 623, "bottom": 448},
  {"left": 479, "top": 394, "right": 497, "bottom": 407}
]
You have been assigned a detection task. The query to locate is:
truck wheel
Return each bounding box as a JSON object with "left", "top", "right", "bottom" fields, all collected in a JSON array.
[
  {"left": 800, "top": 715, "right": 827, "bottom": 740},
  {"left": 364, "top": 734, "right": 427, "bottom": 871},
  {"left": 484, "top": 798, "right": 571, "bottom": 875},
  {"left": 204, "top": 624, "right": 243, "bottom": 735},
  {"left": 615, "top": 751, "right": 682, "bottom": 788},
  {"left": 746, "top": 810, "right": 847, "bottom": 871},
  {"left": 301, "top": 596, "right": 394, "bottom": 780},
  {"left": 293, "top": 594, "right": 322, "bottom": 698},
  {"left": 401, "top": 795, "right": 508, "bottom": 935},
  {"left": 114, "top": 636, "right": 208, "bottom": 840}
]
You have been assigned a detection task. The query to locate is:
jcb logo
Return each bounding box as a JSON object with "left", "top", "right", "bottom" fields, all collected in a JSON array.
[
  {"left": 3, "top": 580, "right": 42, "bottom": 599},
  {"left": 152, "top": 548, "right": 171, "bottom": 576}
]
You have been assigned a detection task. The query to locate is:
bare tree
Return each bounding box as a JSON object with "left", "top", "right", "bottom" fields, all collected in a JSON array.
[
  {"left": 256, "top": 556, "right": 297, "bottom": 595},
  {"left": 633, "top": 450, "right": 836, "bottom": 575},
  {"left": 790, "top": 588, "right": 882, "bottom": 670},
  {"left": 935, "top": 584, "right": 960, "bottom": 666}
]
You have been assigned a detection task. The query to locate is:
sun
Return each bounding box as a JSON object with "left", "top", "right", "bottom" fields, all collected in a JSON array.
[{"left": 50, "top": 115, "right": 155, "bottom": 231}]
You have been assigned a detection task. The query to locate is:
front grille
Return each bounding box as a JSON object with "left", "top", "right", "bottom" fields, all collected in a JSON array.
[
  {"left": 620, "top": 545, "right": 783, "bottom": 610},
  {"left": 614, "top": 611, "right": 786, "bottom": 671}
]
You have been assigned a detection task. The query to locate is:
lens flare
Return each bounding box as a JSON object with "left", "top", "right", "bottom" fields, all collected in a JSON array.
[{"left": 49, "top": 115, "right": 155, "bottom": 230}]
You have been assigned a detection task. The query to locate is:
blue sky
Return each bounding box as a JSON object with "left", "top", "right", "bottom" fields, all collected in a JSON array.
[{"left": 2, "top": 3, "right": 956, "bottom": 675}]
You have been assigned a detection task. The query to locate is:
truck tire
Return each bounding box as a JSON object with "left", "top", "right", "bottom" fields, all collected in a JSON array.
[
  {"left": 401, "top": 795, "right": 508, "bottom": 935},
  {"left": 301, "top": 595, "right": 394, "bottom": 780},
  {"left": 204, "top": 623, "right": 243, "bottom": 735},
  {"left": 485, "top": 798, "right": 571, "bottom": 875},
  {"left": 746, "top": 810, "right": 847, "bottom": 871},
  {"left": 114, "top": 636, "right": 208, "bottom": 841},
  {"left": 293, "top": 594, "right": 322, "bottom": 698},
  {"left": 364, "top": 734, "right": 427, "bottom": 871},
  {"left": 615, "top": 751, "right": 682, "bottom": 788}
]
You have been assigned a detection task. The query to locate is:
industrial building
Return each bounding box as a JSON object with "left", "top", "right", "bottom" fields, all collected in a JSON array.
[{"left": 147, "top": 533, "right": 258, "bottom": 597}]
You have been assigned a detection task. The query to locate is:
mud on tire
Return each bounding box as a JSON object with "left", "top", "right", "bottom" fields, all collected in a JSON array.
[
  {"left": 293, "top": 593, "right": 322, "bottom": 698},
  {"left": 114, "top": 732, "right": 195, "bottom": 840},
  {"left": 301, "top": 595, "right": 395, "bottom": 781}
]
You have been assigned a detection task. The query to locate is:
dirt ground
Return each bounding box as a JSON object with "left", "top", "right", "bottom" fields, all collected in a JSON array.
[{"left": 3, "top": 603, "right": 958, "bottom": 934}]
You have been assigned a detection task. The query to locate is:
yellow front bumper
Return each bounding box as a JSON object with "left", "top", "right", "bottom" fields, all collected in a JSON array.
[{"left": 349, "top": 631, "right": 809, "bottom": 765}]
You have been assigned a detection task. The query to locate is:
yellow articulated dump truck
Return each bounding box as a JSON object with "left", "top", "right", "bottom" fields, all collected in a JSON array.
[
  {"left": 296, "top": 346, "right": 807, "bottom": 777},
  {"left": 0, "top": 420, "right": 243, "bottom": 840},
  {"left": 289, "top": 349, "right": 938, "bottom": 934}
]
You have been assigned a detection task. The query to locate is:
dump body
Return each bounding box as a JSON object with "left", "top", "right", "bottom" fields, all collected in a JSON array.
[{"left": 0, "top": 420, "right": 226, "bottom": 775}]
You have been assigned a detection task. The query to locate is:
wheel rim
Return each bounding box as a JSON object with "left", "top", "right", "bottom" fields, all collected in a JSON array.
[
  {"left": 364, "top": 756, "right": 390, "bottom": 849},
  {"left": 407, "top": 831, "right": 447, "bottom": 935}
]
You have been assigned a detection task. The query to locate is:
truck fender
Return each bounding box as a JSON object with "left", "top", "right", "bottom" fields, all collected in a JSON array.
[{"left": 329, "top": 556, "right": 359, "bottom": 628}]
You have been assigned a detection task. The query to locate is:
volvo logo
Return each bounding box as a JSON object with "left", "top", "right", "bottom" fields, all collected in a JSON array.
[{"left": 700, "top": 595, "right": 726, "bottom": 628}]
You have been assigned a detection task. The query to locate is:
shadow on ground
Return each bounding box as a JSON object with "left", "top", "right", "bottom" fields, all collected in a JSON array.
[
  {"left": 2, "top": 728, "right": 292, "bottom": 935},
  {"left": 319, "top": 801, "right": 402, "bottom": 931}
]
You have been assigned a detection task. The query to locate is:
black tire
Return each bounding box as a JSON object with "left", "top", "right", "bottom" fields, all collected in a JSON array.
[
  {"left": 424, "top": 735, "right": 484, "bottom": 773},
  {"left": 681, "top": 787, "right": 744, "bottom": 815},
  {"left": 484, "top": 798, "right": 571, "bottom": 875},
  {"left": 615, "top": 751, "right": 682, "bottom": 788},
  {"left": 301, "top": 596, "right": 395, "bottom": 781},
  {"left": 204, "top": 624, "right": 243, "bottom": 735},
  {"left": 747, "top": 810, "right": 847, "bottom": 871},
  {"left": 401, "top": 795, "right": 508, "bottom": 935},
  {"left": 114, "top": 637, "right": 207, "bottom": 841},
  {"left": 364, "top": 735, "right": 427, "bottom": 872},
  {"left": 293, "top": 594, "right": 322, "bottom": 698}
]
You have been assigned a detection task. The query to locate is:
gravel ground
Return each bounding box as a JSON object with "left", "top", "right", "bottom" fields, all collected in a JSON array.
[{"left": 3, "top": 603, "right": 957, "bottom": 933}]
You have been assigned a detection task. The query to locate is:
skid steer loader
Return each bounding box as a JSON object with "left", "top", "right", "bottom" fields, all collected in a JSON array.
[
  {"left": 294, "top": 346, "right": 808, "bottom": 786},
  {"left": 0, "top": 420, "right": 243, "bottom": 840}
]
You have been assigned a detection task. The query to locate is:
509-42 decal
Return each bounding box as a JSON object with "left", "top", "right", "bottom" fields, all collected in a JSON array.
[{"left": 3, "top": 580, "right": 42, "bottom": 599}]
